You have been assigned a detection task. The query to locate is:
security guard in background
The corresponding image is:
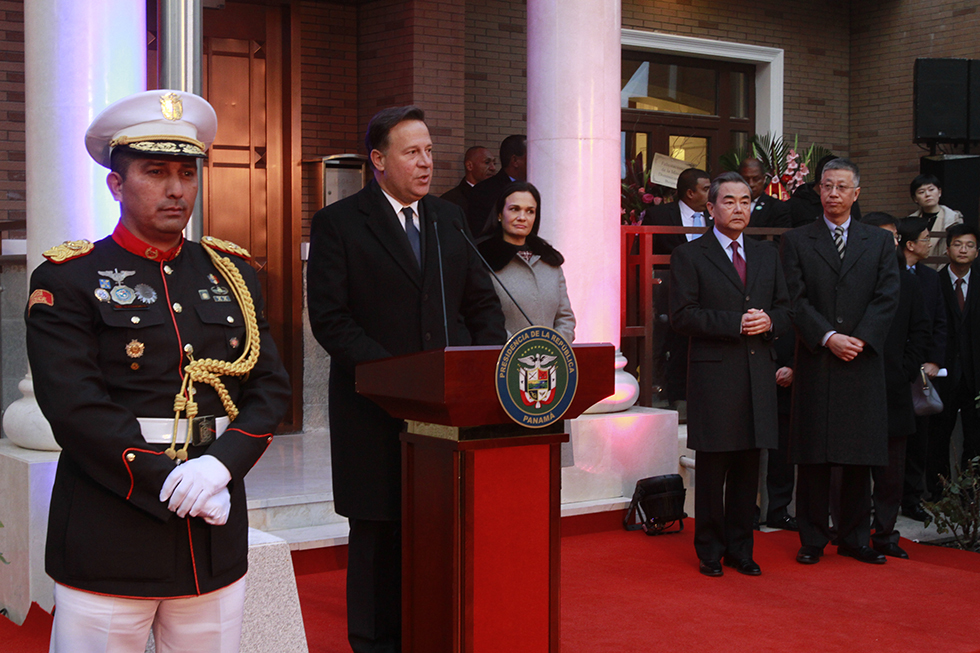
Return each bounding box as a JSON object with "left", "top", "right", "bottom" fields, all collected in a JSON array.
[{"left": 25, "top": 90, "right": 291, "bottom": 652}]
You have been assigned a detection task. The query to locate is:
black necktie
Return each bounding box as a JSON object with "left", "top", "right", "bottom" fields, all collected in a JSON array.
[{"left": 402, "top": 207, "right": 420, "bottom": 267}]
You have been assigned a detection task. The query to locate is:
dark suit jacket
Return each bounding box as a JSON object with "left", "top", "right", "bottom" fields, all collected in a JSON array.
[
  {"left": 307, "top": 180, "right": 506, "bottom": 520},
  {"left": 669, "top": 229, "right": 792, "bottom": 452},
  {"left": 884, "top": 266, "right": 930, "bottom": 438},
  {"left": 440, "top": 177, "right": 473, "bottom": 214},
  {"left": 747, "top": 193, "right": 791, "bottom": 239},
  {"left": 910, "top": 262, "right": 947, "bottom": 367},
  {"left": 781, "top": 219, "right": 900, "bottom": 466},
  {"left": 641, "top": 201, "right": 711, "bottom": 255},
  {"left": 936, "top": 263, "right": 980, "bottom": 393},
  {"left": 466, "top": 169, "right": 513, "bottom": 238}
]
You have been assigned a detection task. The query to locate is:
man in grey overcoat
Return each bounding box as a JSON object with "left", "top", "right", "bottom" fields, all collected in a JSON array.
[
  {"left": 670, "top": 172, "right": 792, "bottom": 577},
  {"left": 780, "top": 158, "right": 900, "bottom": 565}
]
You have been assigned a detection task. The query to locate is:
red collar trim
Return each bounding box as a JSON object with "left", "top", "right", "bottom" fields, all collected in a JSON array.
[{"left": 112, "top": 223, "right": 183, "bottom": 262}]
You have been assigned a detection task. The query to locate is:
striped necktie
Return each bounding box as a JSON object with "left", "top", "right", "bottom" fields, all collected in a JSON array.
[{"left": 833, "top": 225, "right": 845, "bottom": 259}]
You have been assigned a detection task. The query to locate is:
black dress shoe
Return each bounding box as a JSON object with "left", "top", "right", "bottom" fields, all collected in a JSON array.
[
  {"left": 767, "top": 515, "right": 799, "bottom": 531},
  {"left": 796, "top": 546, "right": 823, "bottom": 564},
  {"left": 873, "top": 542, "right": 909, "bottom": 559},
  {"left": 699, "top": 560, "right": 723, "bottom": 577},
  {"left": 837, "top": 544, "right": 886, "bottom": 564},
  {"left": 724, "top": 557, "right": 762, "bottom": 576},
  {"left": 902, "top": 504, "right": 930, "bottom": 522}
]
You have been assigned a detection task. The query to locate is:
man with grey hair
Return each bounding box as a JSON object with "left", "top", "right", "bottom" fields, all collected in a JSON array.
[
  {"left": 670, "top": 171, "right": 791, "bottom": 577},
  {"left": 781, "top": 158, "right": 900, "bottom": 566}
]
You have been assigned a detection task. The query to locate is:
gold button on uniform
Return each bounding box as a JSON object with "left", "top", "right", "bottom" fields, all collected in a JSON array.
[
  {"left": 131, "top": 316, "right": 140, "bottom": 324},
  {"left": 173, "top": 303, "right": 182, "bottom": 313},
  {"left": 126, "top": 452, "right": 136, "bottom": 462}
]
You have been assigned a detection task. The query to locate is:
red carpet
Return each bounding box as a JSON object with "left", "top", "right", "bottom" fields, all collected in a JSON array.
[{"left": 4, "top": 518, "right": 980, "bottom": 652}]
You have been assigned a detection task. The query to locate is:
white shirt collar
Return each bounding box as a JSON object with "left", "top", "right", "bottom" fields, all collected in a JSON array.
[
  {"left": 679, "top": 200, "right": 700, "bottom": 225},
  {"left": 949, "top": 266, "right": 971, "bottom": 286},
  {"left": 713, "top": 226, "right": 745, "bottom": 260},
  {"left": 380, "top": 188, "right": 420, "bottom": 229},
  {"left": 822, "top": 215, "right": 851, "bottom": 235}
]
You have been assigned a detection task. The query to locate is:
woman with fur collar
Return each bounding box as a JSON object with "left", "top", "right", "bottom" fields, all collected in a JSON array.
[{"left": 478, "top": 181, "right": 576, "bottom": 342}]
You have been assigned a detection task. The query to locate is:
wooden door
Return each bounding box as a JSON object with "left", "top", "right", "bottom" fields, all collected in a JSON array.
[{"left": 201, "top": 2, "right": 303, "bottom": 429}]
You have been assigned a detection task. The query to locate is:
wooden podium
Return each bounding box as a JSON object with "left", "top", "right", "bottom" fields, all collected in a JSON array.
[{"left": 357, "top": 343, "right": 614, "bottom": 653}]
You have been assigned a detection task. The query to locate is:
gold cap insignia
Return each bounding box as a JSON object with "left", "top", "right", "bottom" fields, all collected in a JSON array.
[
  {"left": 160, "top": 92, "right": 183, "bottom": 121},
  {"left": 43, "top": 240, "right": 94, "bottom": 264}
]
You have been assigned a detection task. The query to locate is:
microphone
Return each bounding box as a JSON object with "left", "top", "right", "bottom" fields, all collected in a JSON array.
[
  {"left": 450, "top": 218, "right": 533, "bottom": 328},
  {"left": 429, "top": 210, "right": 451, "bottom": 347}
]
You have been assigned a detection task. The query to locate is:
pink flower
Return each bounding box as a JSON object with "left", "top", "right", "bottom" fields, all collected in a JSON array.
[
  {"left": 653, "top": 197, "right": 663, "bottom": 205},
  {"left": 641, "top": 193, "right": 655, "bottom": 204},
  {"left": 621, "top": 207, "right": 626, "bottom": 215}
]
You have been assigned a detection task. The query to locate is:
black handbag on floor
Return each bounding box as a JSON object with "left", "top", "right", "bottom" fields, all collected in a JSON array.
[{"left": 623, "top": 474, "right": 687, "bottom": 535}]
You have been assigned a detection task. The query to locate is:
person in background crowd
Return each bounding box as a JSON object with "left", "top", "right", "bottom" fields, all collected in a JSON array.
[
  {"left": 478, "top": 181, "right": 575, "bottom": 342},
  {"left": 27, "top": 90, "right": 291, "bottom": 652},
  {"left": 897, "top": 216, "right": 947, "bottom": 521},
  {"left": 781, "top": 158, "right": 898, "bottom": 566},
  {"left": 307, "top": 105, "right": 505, "bottom": 653},
  {"left": 670, "top": 171, "right": 791, "bottom": 577},
  {"left": 466, "top": 134, "right": 527, "bottom": 238},
  {"left": 643, "top": 168, "right": 711, "bottom": 409},
  {"left": 926, "top": 223, "right": 980, "bottom": 503},
  {"left": 787, "top": 154, "right": 862, "bottom": 227},
  {"left": 440, "top": 145, "right": 497, "bottom": 214},
  {"left": 739, "top": 157, "right": 791, "bottom": 239},
  {"left": 764, "top": 330, "right": 798, "bottom": 531},
  {"left": 862, "top": 212, "right": 929, "bottom": 559},
  {"left": 907, "top": 174, "right": 963, "bottom": 267}
]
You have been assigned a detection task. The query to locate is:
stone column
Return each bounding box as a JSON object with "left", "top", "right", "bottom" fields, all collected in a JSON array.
[
  {"left": 4, "top": 0, "right": 146, "bottom": 450},
  {"left": 526, "top": 0, "right": 637, "bottom": 411}
]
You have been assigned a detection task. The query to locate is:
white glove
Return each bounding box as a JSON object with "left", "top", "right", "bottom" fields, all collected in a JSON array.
[
  {"left": 160, "top": 455, "right": 231, "bottom": 518},
  {"left": 192, "top": 487, "right": 231, "bottom": 526}
]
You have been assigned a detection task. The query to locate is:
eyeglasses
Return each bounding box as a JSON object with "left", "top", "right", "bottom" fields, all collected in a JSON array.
[
  {"left": 951, "top": 241, "right": 978, "bottom": 250},
  {"left": 819, "top": 183, "right": 856, "bottom": 193}
]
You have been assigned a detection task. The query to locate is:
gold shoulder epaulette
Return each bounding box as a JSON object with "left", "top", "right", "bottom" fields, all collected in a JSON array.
[
  {"left": 201, "top": 235, "right": 251, "bottom": 260},
  {"left": 43, "top": 240, "right": 94, "bottom": 264}
]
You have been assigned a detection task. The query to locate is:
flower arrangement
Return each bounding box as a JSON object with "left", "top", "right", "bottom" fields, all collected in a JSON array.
[
  {"left": 720, "top": 133, "right": 832, "bottom": 199},
  {"left": 621, "top": 155, "right": 675, "bottom": 225}
]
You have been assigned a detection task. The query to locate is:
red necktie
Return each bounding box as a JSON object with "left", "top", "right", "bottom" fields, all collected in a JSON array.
[
  {"left": 731, "top": 241, "right": 746, "bottom": 286},
  {"left": 956, "top": 278, "right": 966, "bottom": 311}
]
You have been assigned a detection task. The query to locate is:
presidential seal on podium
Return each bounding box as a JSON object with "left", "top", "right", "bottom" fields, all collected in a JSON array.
[{"left": 495, "top": 325, "right": 578, "bottom": 428}]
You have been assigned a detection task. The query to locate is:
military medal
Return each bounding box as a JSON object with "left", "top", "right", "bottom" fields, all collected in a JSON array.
[
  {"left": 94, "top": 288, "right": 110, "bottom": 302},
  {"left": 125, "top": 340, "right": 145, "bottom": 358},
  {"left": 214, "top": 295, "right": 231, "bottom": 303},
  {"left": 211, "top": 285, "right": 229, "bottom": 295},
  {"left": 229, "top": 337, "right": 240, "bottom": 349},
  {"left": 207, "top": 274, "right": 220, "bottom": 285},
  {"left": 98, "top": 269, "right": 138, "bottom": 306},
  {"left": 134, "top": 283, "right": 157, "bottom": 304},
  {"left": 199, "top": 289, "right": 211, "bottom": 300}
]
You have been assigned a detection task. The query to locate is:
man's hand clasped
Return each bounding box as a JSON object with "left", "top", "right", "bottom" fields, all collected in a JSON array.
[
  {"left": 740, "top": 308, "right": 771, "bottom": 336},
  {"left": 827, "top": 333, "right": 865, "bottom": 362},
  {"left": 160, "top": 454, "right": 232, "bottom": 524}
]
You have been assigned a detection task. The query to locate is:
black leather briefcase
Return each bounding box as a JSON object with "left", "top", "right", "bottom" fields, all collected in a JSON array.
[{"left": 623, "top": 474, "right": 687, "bottom": 535}]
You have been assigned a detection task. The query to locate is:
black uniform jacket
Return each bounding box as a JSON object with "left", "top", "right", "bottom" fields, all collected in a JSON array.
[
  {"left": 26, "top": 225, "right": 290, "bottom": 598},
  {"left": 669, "top": 229, "right": 792, "bottom": 452},
  {"left": 307, "top": 180, "right": 505, "bottom": 521},
  {"left": 883, "top": 265, "right": 930, "bottom": 438},
  {"left": 781, "top": 219, "right": 899, "bottom": 466}
]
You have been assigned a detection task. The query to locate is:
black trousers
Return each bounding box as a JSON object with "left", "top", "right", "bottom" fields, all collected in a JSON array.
[
  {"left": 927, "top": 381, "right": 980, "bottom": 498},
  {"left": 872, "top": 436, "right": 908, "bottom": 546},
  {"left": 694, "top": 449, "right": 761, "bottom": 562},
  {"left": 765, "top": 411, "right": 796, "bottom": 523},
  {"left": 347, "top": 518, "right": 401, "bottom": 653},
  {"left": 902, "top": 414, "right": 931, "bottom": 509},
  {"left": 798, "top": 463, "right": 871, "bottom": 551}
]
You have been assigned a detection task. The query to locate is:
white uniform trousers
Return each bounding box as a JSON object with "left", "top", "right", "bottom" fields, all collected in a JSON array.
[{"left": 49, "top": 577, "right": 246, "bottom": 653}]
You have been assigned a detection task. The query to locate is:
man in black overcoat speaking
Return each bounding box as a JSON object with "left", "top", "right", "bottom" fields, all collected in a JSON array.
[
  {"left": 781, "top": 158, "right": 900, "bottom": 565},
  {"left": 670, "top": 171, "right": 792, "bottom": 577},
  {"left": 306, "top": 106, "right": 506, "bottom": 652}
]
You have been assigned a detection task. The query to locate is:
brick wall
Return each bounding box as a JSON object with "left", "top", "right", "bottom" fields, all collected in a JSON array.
[
  {"left": 0, "top": 0, "right": 23, "bottom": 228},
  {"left": 849, "top": 0, "right": 980, "bottom": 216}
]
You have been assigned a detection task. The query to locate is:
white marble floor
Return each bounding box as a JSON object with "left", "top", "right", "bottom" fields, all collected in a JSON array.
[{"left": 245, "top": 430, "right": 334, "bottom": 508}]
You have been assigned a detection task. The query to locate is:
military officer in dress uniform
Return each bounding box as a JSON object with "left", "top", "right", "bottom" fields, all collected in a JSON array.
[{"left": 25, "top": 90, "right": 291, "bottom": 652}]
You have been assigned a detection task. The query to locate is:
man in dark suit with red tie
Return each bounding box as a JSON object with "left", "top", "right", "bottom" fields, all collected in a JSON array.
[
  {"left": 926, "top": 223, "right": 980, "bottom": 501},
  {"left": 670, "top": 171, "right": 792, "bottom": 577},
  {"left": 307, "top": 106, "right": 506, "bottom": 652},
  {"left": 781, "top": 158, "right": 899, "bottom": 566}
]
